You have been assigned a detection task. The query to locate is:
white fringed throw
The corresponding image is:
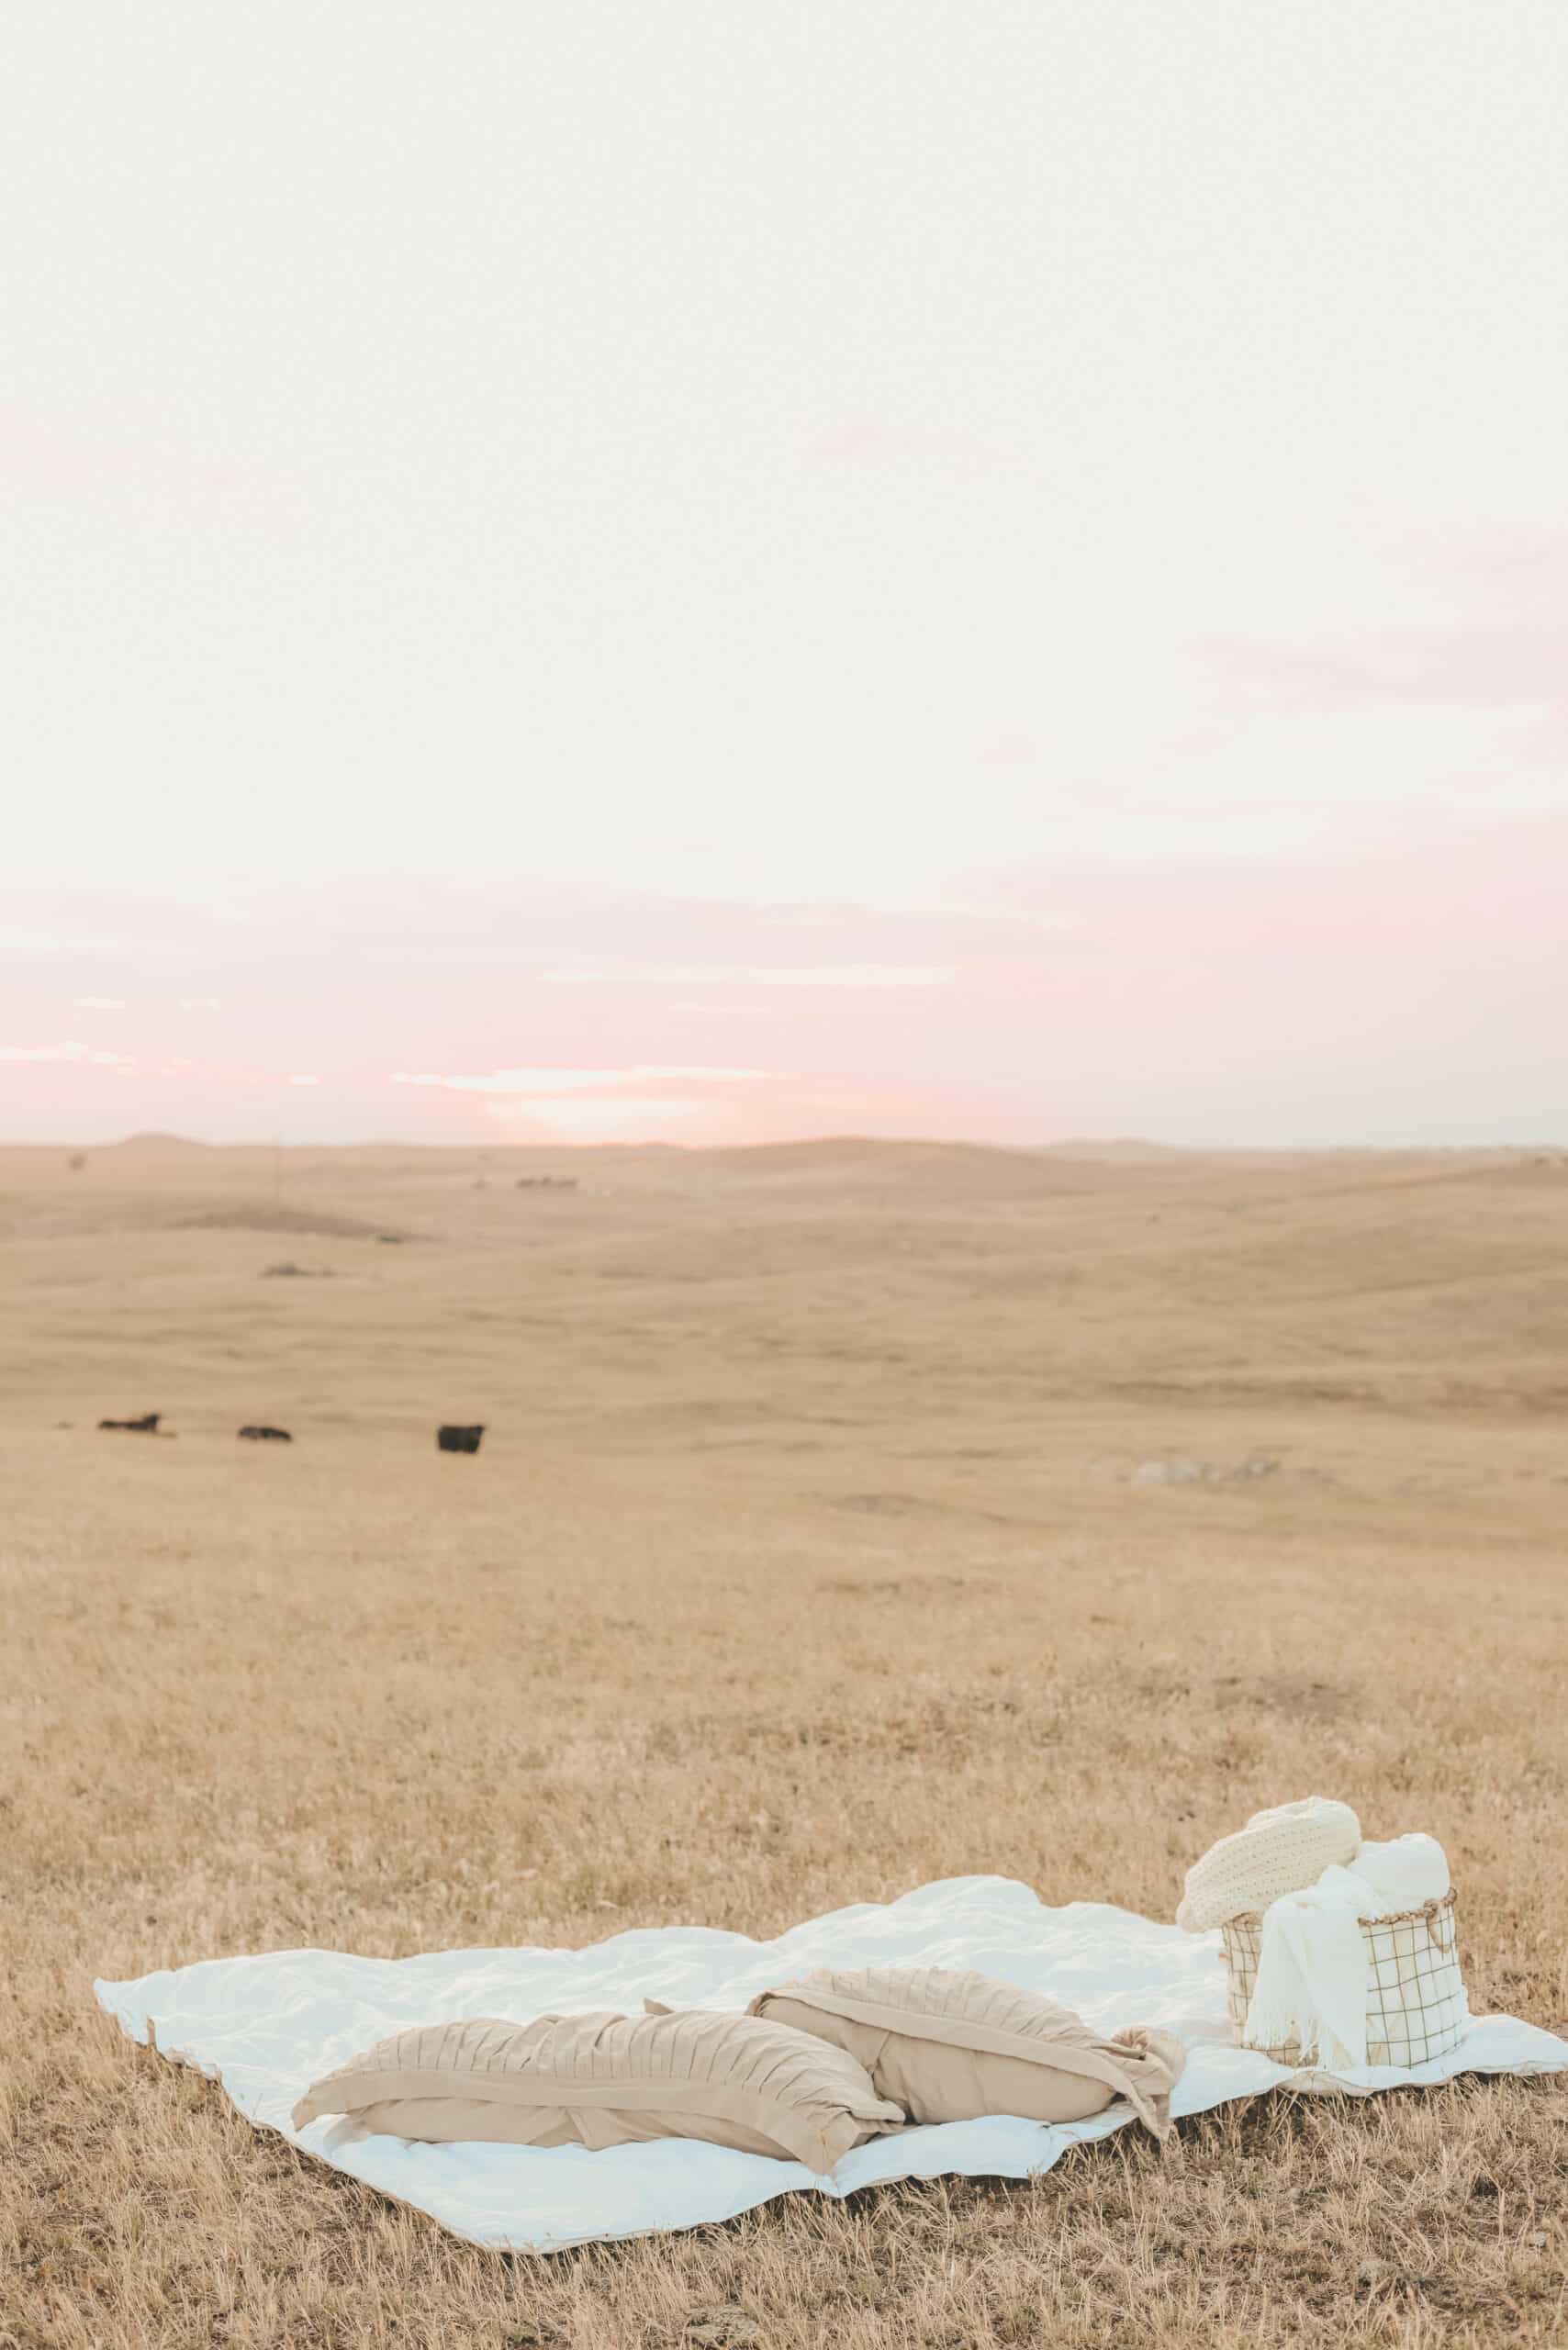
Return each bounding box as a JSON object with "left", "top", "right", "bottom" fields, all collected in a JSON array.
[{"left": 1245, "top": 1835, "right": 1451, "bottom": 2067}]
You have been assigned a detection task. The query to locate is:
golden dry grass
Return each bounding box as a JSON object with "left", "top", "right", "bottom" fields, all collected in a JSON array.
[{"left": 3, "top": 1134, "right": 1566, "bottom": 2348}]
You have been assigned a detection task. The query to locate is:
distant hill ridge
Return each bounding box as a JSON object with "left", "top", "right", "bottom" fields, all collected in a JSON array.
[
  {"left": 1038, "top": 1137, "right": 1191, "bottom": 1163},
  {"left": 69, "top": 1130, "right": 1565, "bottom": 1163},
  {"left": 112, "top": 1131, "right": 212, "bottom": 1152}
]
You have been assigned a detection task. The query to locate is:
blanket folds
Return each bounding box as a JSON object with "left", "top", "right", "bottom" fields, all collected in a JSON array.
[{"left": 93, "top": 1876, "right": 1568, "bottom": 2254}]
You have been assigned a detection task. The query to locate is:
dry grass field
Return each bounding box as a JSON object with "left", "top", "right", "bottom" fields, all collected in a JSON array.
[{"left": 3, "top": 1134, "right": 1566, "bottom": 2349}]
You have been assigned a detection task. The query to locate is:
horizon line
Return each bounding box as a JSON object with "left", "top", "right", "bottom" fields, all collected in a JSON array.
[{"left": 5, "top": 1130, "right": 1565, "bottom": 1158}]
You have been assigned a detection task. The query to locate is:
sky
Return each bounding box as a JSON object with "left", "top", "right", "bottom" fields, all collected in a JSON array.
[{"left": 4, "top": 1, "right": 1566, "bottom": 1147}]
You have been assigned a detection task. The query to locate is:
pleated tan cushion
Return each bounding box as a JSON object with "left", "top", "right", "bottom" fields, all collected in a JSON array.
[
  {"left": 291, "top": 2009, "right": 904, "bottom": 2174},
  {"left": 746, "top": 1967, "right": 1186, "bottom": 2138}
]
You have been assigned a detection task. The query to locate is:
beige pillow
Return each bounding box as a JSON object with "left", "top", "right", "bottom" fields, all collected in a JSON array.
[
  {"left": 291, "top": 2009, "right": 904, "bottom": 2175},
  {"left": 745, "top": 1967, "right": 1185, "bottom": 2138}
]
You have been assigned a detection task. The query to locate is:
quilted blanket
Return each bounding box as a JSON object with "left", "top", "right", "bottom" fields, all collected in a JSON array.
[{"left": 95, "top": 1875, "right": 1568, "bottom": 2254}]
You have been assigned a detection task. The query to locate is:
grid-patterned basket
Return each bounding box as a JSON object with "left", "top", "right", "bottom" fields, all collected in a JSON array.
[{"left": 1219, "top": 1891, "right": 1467, "bottom": 2067}]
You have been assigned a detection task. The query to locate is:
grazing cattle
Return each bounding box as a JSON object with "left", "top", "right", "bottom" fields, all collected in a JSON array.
[
  {"left": 238, "top": 1424, "right": 293, "bottom": 1442},
  {"left": 99, "top": 1412, "right": 161, "bottom": 1433},
  {"left": 437, "top": 1423, "right": 485, "bottom": 1454}
]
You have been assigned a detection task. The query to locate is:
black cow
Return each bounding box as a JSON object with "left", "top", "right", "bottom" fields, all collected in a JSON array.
[
  {"left": 437, "top": 1423, "right": 485, "bottom": 1454},
  {"left": 238, "top": 1425, "right": 293, "bottom": 1442},
  {"left": 99, "top": 1412, "right": 161, "bottom": 1433}
]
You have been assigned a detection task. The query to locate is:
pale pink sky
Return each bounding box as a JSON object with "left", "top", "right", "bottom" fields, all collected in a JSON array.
[{"left": 4, "top": 5, "right": 1567, "bottom": 1147}]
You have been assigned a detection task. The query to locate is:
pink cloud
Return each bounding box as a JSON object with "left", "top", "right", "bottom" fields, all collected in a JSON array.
[
  {"left": 392, "top": 1065, "right": 778, "bottom": 1095},
  {"left": 1210, "top": 627, "right": 1568, "bottom": 711},
  {"left": 543, "top": 964, "right": 957, "bottom": 990},
  {"left": 0, "top": 1040, "right": 132, "bottom": 1067},
  {"left": 805, "top": 420, "right": 1023, "bottom": 480},
  {"left": 3, "top": 820, "right": 1563, "bottom": 1145}
]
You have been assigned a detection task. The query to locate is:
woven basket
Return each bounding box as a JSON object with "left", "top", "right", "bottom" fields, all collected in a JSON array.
[{"left": 1219, "top": 1891, "right": 1466, "bottom": 2067}]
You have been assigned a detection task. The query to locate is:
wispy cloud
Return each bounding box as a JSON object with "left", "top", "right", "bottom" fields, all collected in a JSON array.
[
  {"left": 543, "top": 964, "right": 957, "bottom": 989},
  {"left": 0, "top": 1040, "right": 132, "bottom": 1067},
  {"left": 1209, "top": 627, "right": 1568, "bottom": 714},
  {"left": 806, "top": 419, "right": 1022, "bottom": 481},
  {"left": 393, "top": 1064, "right": 778, "bottom": 1095},
  {"left": 4, "top": 812, "right": 1564, "bottom": 1146},
  {"left": 74, "top": 995, "right": 127, "bottom": 1010},
  {"left": 0, "top": 925, "right": 194, "bottom": 959},
  {"left": 670, "top": 1002, "right": 794, "bottom": 1019}
]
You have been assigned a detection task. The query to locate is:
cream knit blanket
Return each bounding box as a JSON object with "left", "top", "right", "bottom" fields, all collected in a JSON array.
[{"left": 1176, "top": 1798, "right": 1362, "bottom": 1933}]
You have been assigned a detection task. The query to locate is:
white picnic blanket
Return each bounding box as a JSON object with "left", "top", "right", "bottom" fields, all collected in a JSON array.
[{"left": 95, "top": 1875, "right": 1568, "bottom": 2255}]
